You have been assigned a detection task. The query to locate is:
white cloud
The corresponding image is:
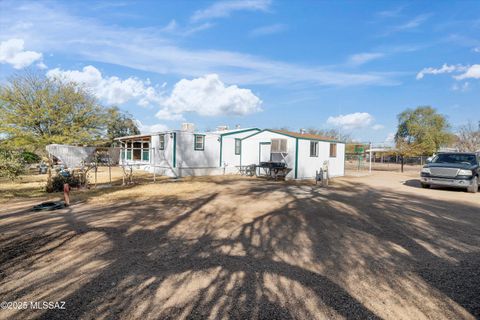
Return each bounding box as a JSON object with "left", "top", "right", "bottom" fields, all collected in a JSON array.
[
  {"left": 377, "top": 6, "right": 404, "bottom": 18},
  {"left": 161, "top": 19, "right": 214, "bottom": 36},
  {"left": 473, "top": 47, "right": 480, "bottom": 53},
  {"left": 135, "top": 120, "right": 169, "bottom": 134},
  {"left": 393, "top": 14, "right": 431, "bottom": 31},
  {"left": 372, "top": 124, "right": 385, "bottom": 130},
  {"left": 348, "top": 52, "right": 384, "bottom": 66},
  {"left": 158, "top": 74, "right": 262, "bottom": 119},
  {"left": 250, "top": 24, "right": 286, "bottom": 37},
  {"left": 46, "top": 65, "right": 163, "bottom": 106},
  {"left": 327, "top": 112, "right": 374, "bottom": 130},
  {"left": 451, "top": 82, "right": 470, "bottom": 92},
  {"left": 416, "top": 64, "right": 466, "bottom": 80},
  {"left": 454, "top": 64, "right": 480, "bottom": 80},
  {"left": 191, "top": 0, "right": 271, "bottom": 22},
  {"left": 0, "top": 38, "right": 43, "bottom": 69},
  {"left": 155, "top": 108, "right": 185, "bottom": 121},
  {"left": 385, "top": 132, "right": 395, "bottom": 144},
  {"left": 0, "top": 1, "right": 397, "bottom": 87}
]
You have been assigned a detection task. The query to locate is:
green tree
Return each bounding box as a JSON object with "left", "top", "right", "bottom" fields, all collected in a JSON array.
[
  {"left": 395, "top": 106, "right": 452, "bottom": 172},
  {"left": 0, "top": 148, "right": 25, "bottom": 180},
  {"left": 105, "top": 106, "right": 140, "bottom": 144},
  {"left": 0, "top": 71, "right": 106, "bottom": 151}
]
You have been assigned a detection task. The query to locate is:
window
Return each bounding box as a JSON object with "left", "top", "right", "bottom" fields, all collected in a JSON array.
[
  {"left": 133, "top": 142, "right": 142, "bottom": 160},
  {"left": 235, "top": 138, "right": 241, "bottom": 155},
  {"left": 123, "top": 139, "right": 150, "bottom": 162},
  {"left": 142, "top": 143, "right": 149, "bottom": 161},
  {"left": 159, "top": 134, "right": 165, "bottom": 150},
  {"left": 310, "top": 141, "right": 319, "bottom": 157},
  {"left": 330, "top": 143, "right": 337, "bottom": 158},
  {"left": 194, "top": 134, "right": 205, "bottom": 150},
  {"left": 271, "top": 139, "right": 287, "bottom": 153}
]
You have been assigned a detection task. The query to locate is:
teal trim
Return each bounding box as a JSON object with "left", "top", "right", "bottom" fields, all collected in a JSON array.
[
  {"left": 309, "top": 141, "right": 319, "bottom": 157},
  {"left": 241, "top": 129, "right": 345, "bottom": 144},
  {"left": 220, "top": 128, "right": 261, "bottom": 137},
  {"left": 194, "top": 134, "right": 205, "bottom": 151},
  {"left": 219, "top": 128, "right": 259, "bottom": 167},
  {"left": 240, "top": 140, "right": 242, "bottom": 166},
  {"left": 235, "top": 138, "right": 241, "bottom": 155},
  {"left": 173, "top": 132, "right": 176, "bottom": 168},
  {"left": 294, "top": 138, "right": 299, "bottom": 179},
  {"left": 219, "top": 136, "right": 223, "bottom": 167}
]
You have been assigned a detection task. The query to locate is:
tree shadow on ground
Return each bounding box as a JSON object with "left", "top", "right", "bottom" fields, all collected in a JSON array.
[{"left": 0, "top": 178, "right": 479, "bottom": 319}]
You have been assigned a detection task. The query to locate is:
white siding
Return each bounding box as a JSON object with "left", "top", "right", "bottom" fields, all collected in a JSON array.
[
  {"left": 221, "top": 129, "right": 260, "bottom": 174},
  {"left": 296, "top": 140, "right": 345, "bottom": 179},
  {"left": 174, "top": 131, "right": 222, "bottom": 177},
  {"left": 117, "top": 128, "right": 345, "bottom": 179},
  {"left": 150, "top": 133, "right": 176, "bottom": 177},
  {"left": 241, "top": 131, "right": 297, "bottom": 179}
]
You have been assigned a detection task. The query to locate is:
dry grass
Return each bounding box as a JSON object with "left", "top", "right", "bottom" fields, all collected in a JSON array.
[
  {"left": 0, "top": 167, "right": 292, "bottom": 206},
  {"left": 0, "top": 172, "right": 479, "bottom": 319}
]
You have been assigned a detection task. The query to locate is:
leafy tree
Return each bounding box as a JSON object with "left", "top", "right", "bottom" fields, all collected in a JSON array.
[
  {"left": 455, "top": 121, "right": 480, "bottom": 152},
  {"left": 395, "top": 106, "right": 452, "bottom": 172},
  {"left": 0, "top": 148, "right": 25, "bottom": 180},
  {"left": 105, "top": 106, "right": 140, "bottom": 143},
  {"left": 0, "top": 71, "right": 106, "bottom": 151}
]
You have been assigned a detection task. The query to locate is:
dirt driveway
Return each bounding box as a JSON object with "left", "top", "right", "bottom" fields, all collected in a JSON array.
[{"left": 0, "top": 172, "right": 479, "bottom": 319}]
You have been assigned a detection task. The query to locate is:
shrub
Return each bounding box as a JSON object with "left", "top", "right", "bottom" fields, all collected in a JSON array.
[
  {"left": 21, "top": 151, "right": 41, "bottom": 164},
  {"left": 48, "top": 174, "right": 81, "bottom": 193},
  {"left": 0, "top": 148, "right": 25, "bottom": 180}
]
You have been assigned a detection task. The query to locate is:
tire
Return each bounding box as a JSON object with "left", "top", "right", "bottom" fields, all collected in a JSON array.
[
  {"left": 467, "top": 176, "right": 478, "bottom": 193},
  {"left": 421, "top": 183, "right": 430, "bottom": 189}
]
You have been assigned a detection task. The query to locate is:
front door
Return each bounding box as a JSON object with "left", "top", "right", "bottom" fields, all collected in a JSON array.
[
  {"left": 259, "top": 142, "right": 271, "bottom": 163},
  {"left": 258, "top": 142, "right": 271, "bottom": 176}
]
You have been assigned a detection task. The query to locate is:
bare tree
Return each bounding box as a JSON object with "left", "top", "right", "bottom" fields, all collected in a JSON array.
[
  {"left": 306, "top": 128, "right": 351, "bottom": 142},
  {"left": 455, "top": 121, "right": 480, "bottom": 152}
]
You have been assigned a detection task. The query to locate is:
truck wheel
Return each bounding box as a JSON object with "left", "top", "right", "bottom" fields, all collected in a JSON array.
[
  {"left": 467, "top": 176, "right": 478, "bottom": 193},
  {"left": 421, "top": 183, "right": 430, "bottom": 189}
]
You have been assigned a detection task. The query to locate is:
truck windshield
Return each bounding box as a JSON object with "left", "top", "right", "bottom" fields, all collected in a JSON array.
[{"left": 432, "top": 154, "right": 477, "bottom": 165}]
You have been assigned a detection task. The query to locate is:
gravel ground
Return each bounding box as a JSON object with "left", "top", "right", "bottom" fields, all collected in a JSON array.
[{"left": 0, "top": 172, "right": 479, "bottom": 319}]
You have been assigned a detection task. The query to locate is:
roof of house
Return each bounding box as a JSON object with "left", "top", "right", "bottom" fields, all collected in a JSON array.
[
  {"left": 270, "top": 129, "right": 337, "bottom": 142},
  {"left": 114, "top": 127, "right": 261, "bottom": 141}
]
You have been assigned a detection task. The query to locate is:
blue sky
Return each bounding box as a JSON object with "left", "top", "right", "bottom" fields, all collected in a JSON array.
[{"left": 0, "top": 0, "right": 479, "bottom": 144}]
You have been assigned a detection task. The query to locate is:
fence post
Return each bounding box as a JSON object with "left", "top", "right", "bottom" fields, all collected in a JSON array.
[
  {"left": 153, "top": 147, "right": 156, "bottom": 183},
  {"left": 369, "top": 142, "right": 372, "bottom": 174}
]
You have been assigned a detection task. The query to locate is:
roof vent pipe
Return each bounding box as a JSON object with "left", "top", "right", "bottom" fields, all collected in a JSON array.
[
  {"left": 181, "top": 123, "right": 195, "bottom": 132},
  {"left": 216, "top": 125, "right": 229, "bottom": 131}
]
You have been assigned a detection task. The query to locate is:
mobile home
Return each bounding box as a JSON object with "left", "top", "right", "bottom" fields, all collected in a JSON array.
[{"left": 115, "top": 124, "right": 345, "bottom": 179}]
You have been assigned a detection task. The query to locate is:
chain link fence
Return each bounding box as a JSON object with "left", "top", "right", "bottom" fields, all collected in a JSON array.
[{"left": 345, "top": 143, "right": 430, "bottom": 174}]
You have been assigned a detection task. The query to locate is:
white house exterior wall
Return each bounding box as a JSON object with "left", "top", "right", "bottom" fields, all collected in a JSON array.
[
  {"left": 117, "top": 128, "right": 345, "bottom": 179},
  {"left": 296, "top": 139, "right": 345, "bottom": 179},
  {"left": 174, "top": 131, "right": 222, "bottom": 177},
  {"left": 221, "top": 129, "right": 260, "bottom": 174},
  {"left": 240, "top": 131, "right": 297, "bottom": 179}
]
